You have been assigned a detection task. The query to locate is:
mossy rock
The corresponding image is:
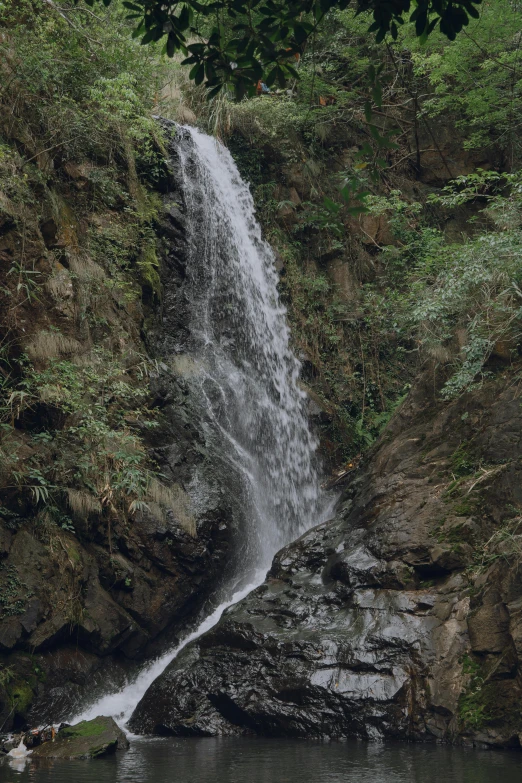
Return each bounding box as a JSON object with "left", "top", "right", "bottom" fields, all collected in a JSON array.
[
  {"left": 137, "top": 245, "right": 161, "bottom": 298},
  {"left": 31, "top": 716, "right": 129, "bottom": 760},
  {"left": 7, "top": 680, "right": 34, "bottom": 717}
]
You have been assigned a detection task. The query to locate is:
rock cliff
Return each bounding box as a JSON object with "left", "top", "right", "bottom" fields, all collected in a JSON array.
[
  {"left": 130, "top": 365, "right": 522, "bottom": 748},
  {"left": 0, "top": 127, "right": 234, "bottom": 730}
]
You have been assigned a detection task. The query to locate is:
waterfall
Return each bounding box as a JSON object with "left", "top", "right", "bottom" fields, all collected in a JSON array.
[
  {"left": 70, "top": 125, "right": 326, "bottom": 729},
  {"left": 175, "top": 126, "right": 321, "bottom": 568}
]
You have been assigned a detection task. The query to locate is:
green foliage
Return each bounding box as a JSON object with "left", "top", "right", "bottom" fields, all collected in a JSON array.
[
  {"left": 0, "top": 665, "right": 15, "bottom": 688},
  {"left": 357, "top": 175, "right": 522, "bottom": 400},
  {"left": 450, "top": 443, "right": 477, "bottom": 478},
  {"left": 0, "top": 0, "right": 170, "bottom": 177},
  {"left": 74, "top": 0, "right": 481, "bottom": 98},
  {"left": 0, "top": 345, "right": 162, "bottom": 522},
  {"left": 249, "top": 166, "right": 522, "bottom": 461},
  {"left": 407, "top": 0, "right": 522, "bottom": 162},
  {"left": 413, "top": 221, "right": 522, "bottom": 396},
  {"left": 0, "top": 564, "right": 34, "bottom": 619},
  {"left": 458, "top": 654, "right": 488, "bottom": 729},
  {"left": 470, "top": 510, "right": 522, "bottom": 574}
]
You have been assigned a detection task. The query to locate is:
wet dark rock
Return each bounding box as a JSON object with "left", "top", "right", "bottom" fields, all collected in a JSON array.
[
  {"left": 39, "top": 218, "right": 59, "bottom": 249},
  {"left": 130, "top": 517, "right": 454, "bottom": 740},
  {"left": 31, "top": 716, "right": 128, "bottom": 760},
  {"left": 468, "top": 602, "right": 511, "bottom": 654},
  {"left": 130, "top": 369, "right": 522, "bottom": 748}
]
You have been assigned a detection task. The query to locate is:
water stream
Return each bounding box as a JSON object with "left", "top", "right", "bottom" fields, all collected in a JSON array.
[
  {"left": 175, "top": 125, "right": 323, "bottom": 569},
  {"left": 5, "top": 737, "right": 522, "bottom": 782},
  {"left": 70, "top": 126, "right": 327, "bottom": 729}
]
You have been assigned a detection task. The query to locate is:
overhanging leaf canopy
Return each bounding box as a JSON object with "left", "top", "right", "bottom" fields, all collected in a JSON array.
[{"left": 76, "top": 0, "right": 483, "bottom": 98}]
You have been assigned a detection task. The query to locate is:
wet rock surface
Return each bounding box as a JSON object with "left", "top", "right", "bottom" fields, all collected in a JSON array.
[
  {"left": 31, "top": 716, "right": 128, "bottom": 759},
  {"left": 130, "top": 369, "right": 522, "bottom": 748}
]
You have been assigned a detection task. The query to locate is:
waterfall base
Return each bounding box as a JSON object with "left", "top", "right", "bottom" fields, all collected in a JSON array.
[
  {"left": 128, "top": 515, "right": 441, "bottom": 739},
  {"left": 129, "top": 370, "right": 522, "bottom": 749}
]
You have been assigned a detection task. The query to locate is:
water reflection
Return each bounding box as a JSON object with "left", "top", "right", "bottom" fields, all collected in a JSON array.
[
  {"left": 0, "top": 738, "right": 521, "bottom": 783},
  {"left": 5, "top": 758, "right": 30, "bottom": 776}
]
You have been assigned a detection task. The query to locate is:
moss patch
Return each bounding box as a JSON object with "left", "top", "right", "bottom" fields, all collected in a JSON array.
[
  {"left": 61, "top": 718, "right": 108, "bottom": 739},
  {"left": 137, "top": 243, "right": 161, "bottom": 298},
  {"left": 451, "top": 443, "right": 478, "bottom": 478},
  {"left": 32, "top": 716, "right": 128, "bottom": 760},
  {"left": 8, "top": 680, "right": 34, "bottom": 715}
]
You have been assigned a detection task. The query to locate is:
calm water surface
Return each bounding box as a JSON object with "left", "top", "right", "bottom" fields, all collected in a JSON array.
[{"left": 0, "top": 738, "right": 521, "bottom": 783}]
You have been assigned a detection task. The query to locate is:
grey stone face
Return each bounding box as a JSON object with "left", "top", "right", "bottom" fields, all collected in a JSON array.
[{"left": 130, "top": 372, "right": 522, "bottom": 749}]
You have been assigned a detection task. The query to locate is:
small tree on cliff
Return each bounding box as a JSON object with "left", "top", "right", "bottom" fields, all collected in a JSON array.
[{"left": 75, "top": 0, "right": 482, "bottom": 98}]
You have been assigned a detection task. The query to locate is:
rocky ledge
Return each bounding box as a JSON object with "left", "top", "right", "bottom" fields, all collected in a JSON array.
[
  {"left": 130, "top": 367, "right": 522, "bottom": 748},
  {"left": 31, "top": 716, "right": 128, "bottom": 760}
]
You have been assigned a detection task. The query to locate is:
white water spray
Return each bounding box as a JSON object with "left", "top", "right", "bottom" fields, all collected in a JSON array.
[
  {"left": 176, "top": 125, "right": 322, "bottom": 567},
  {"left": 72, "top": 574, "right": 266, "bottom": 729},
  {"left": 70, "top": 126, "right": 326, "bottom": 729}
]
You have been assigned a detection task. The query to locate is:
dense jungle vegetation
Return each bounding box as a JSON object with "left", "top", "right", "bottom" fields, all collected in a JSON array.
[{"left": 1, "top": 0, "right": 522, "bottom": 526}]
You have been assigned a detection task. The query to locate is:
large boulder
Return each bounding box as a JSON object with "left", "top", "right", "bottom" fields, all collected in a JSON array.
[
  {"left": 129, "top": 369, "right": 522, "bottom": 748},
  {"left": 129, "top": 517, "right": 465, "bottom": 740}
]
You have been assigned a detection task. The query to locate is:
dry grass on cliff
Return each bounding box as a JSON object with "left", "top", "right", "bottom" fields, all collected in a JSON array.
[
  {"left": 147, "top": 478, "right": 196, "bottom": 537},
  {"left": 66, "top": 489, "right": 103, "bottom": 518},
  {"left": 68, "top": 254, "right": 107, "bottom": 283},
  {"left": 26, "top": 331, "right": 83, "bottom": 360},
  {"left": 45, "top": 273, "right": 74, "bottom": 302}
]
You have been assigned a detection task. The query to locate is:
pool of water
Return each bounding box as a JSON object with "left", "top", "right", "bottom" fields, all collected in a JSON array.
[{"left": 1, "top": 737, "right": 521, "bottom": 783}]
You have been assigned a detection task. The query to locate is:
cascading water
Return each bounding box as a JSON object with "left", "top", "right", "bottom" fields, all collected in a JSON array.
[
  {"left": 71, "top": 125, "right": 328, "bottom": 729},
  {"left": 175, "top": 126, "right": 322, "bottom": 569}
]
